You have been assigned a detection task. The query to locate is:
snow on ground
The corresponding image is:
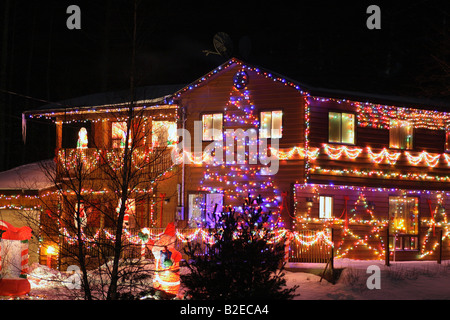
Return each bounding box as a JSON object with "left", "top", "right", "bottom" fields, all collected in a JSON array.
[
  {"left": 285, "top": 259, "right": 450, "bottom": 300},
  {"left": 3, "top": 259, "right": 450, "bottom": 300}
]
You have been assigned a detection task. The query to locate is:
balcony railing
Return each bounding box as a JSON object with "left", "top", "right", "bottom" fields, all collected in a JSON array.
[{"left": 56, "top": 147, "right": 175, "bottom": 179}]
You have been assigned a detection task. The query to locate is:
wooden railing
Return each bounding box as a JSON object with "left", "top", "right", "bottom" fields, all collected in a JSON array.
[
  {"left": 288, "top": 229, "right": 333, "bottom": 263},
  {"left": 56, "top": 147, "right": 175, "bottom": 179}
]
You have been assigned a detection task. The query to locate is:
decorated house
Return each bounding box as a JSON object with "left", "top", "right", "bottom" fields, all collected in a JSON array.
[{"left": 21, "top": 58, "right": 450, "bottom": 263}]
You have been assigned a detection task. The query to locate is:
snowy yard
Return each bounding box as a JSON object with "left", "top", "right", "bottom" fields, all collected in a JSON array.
[
  {"left": 286, "top": 259, "right": 450, "bottom": 300},
  {"left": 3, "top": 258, "right": 450, "bottom": 300}
]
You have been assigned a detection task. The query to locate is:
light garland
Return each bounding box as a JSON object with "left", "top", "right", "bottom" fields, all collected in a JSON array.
[
  {"left": 20, "top": 57, "right": 450, "bottom": 264},
  {"left": 269, "top": 147, "right": 319, "bottom": 160},
  {"left": 323, "top": 144, "right": 363, "bottom": 160},
  {"left": 405, "top": 151, "right": 441, "bottom": 167},
  {"left": 367, "top": 147, "right": 401, "bottom": 164},
  {"left": 293, "top": 183, "right": 450, "bottom": 260},
  {"left": 310, "top": 166, "right": 450, "bottom": 182}
]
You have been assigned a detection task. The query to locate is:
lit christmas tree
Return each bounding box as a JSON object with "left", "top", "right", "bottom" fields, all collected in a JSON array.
[{"left": 196, "top": 70, "right": 283, "bottom": 228}]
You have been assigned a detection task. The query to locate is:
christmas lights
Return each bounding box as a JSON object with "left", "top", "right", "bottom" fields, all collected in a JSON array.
[
  {"left": 367, "top": 147, "right": 401, "bottom": 164},
  {"left": 405, "top": 151, "right": 440, "bottom": 167},
  {"left": 323, "top": 144, "right": 363, "bottom": 160}
]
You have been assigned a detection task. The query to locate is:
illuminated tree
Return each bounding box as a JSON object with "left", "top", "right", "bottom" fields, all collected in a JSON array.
[
  {"left": 182, "top": 195, "right": 298, "bottom": 300},
  {"left": 196, "top": 76, "right": 283, "bottom": 228}
]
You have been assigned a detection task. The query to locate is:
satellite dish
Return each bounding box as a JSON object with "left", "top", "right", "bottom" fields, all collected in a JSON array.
[{"left": 203, "top": 32, "right": 233, "bottom": 58}]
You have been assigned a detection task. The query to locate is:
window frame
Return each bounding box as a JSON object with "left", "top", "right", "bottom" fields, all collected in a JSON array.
[
  {"left": 201, "top": 112, "right": 224, "bottom": 141},
  {"left": 187, "top": 192, "right": 224, "bottom": 228},
  {"left": 389, "top": 119, "right": 414, "bottom": 150},
  {"left": 111, "top": 121, "right": 128, "bottom": 149},
  {"left": 151, "top": 120, "right": 177, "bottom": 147},
  {"left": 388, "top": 195, "right": 419, "bottom": 251},
  {"left": 319, "top": 195, "right": 333, "bottom": 219},
  {"left": 388, "top": 196, "right": 419, "bottom": 235},
  {"left": 259, "top": 110, "right": 283, "bottom": 139},
  {"left": 327, "top": 111, "right": 356, "bottom": 145}
]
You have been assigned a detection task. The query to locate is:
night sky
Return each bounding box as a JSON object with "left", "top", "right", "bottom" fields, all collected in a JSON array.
[{"left": 0, "top": 0, "right": 449, "bottom": 171}]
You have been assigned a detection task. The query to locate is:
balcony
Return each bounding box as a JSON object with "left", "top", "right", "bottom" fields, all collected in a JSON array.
[{"left": 56, "top": 147, "right": 175, "bottom": 180}]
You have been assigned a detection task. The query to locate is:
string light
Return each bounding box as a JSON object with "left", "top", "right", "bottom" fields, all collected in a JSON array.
[
  {"left": 405, "top": 151, "right": 441, "bottom": 167},
  {"left": 323, "top": 144, "right": 363, "bottom": 160},
  {"left": 367, "top": 147, "right": 401, "bottom": 164}
]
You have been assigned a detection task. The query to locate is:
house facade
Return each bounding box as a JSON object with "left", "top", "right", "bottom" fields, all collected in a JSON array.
[{"left": 23, "top": 58, "right": 450, "bottom": 262}]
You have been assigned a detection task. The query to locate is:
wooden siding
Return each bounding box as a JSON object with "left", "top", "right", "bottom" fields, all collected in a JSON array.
[
  {"left": 294, "top": 184, "right": 450, "bottom": 261},
  {"left": 307, "top": 98, "right": 450, "bottom": 190}
]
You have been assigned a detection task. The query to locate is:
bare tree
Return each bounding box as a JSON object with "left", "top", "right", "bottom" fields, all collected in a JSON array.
[
  {"left": 17, "top": 0, "right": 180, "bottom": 299},
  {"left": 22, "top": 100, "right": 179, "bottom": 300}
]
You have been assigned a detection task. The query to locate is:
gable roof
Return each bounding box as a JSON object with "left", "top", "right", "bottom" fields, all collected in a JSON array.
[
  {"left": 171, "top": 57, "right": 450, "bottom": 112},
  {"left": 24, "top": 58, "right": 450, "bottom": 116}
]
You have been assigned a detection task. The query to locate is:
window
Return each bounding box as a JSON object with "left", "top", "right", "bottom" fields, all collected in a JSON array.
[
  {"left": 328, "top": 112, "right": 355, "bottom": 144},
  {"left": 390, "top": 119, "right": 413, "bottom": 150},
  {"left": 188, "top": 193, "right": 223, "bottom": 228},
  {"left": 112, "top": 122, "right": 127, "bottom": 149},
  {"left": 202, "top": 113, "right": 223, "bottom": 141},
  {"left": 389, "top": 196, "right": 419, "bottom": 250},
  {"left": 152, "top": 121, "right": 177, "bottom": 147},
  {"left": 319, "top": 196, "right": 333, "bottom": 219},
  {"left": 389, "top": 196, "right": 418, "bottom": 235},
  {"left": 260, "top": 110, "right": 282, "bottom": 139}
]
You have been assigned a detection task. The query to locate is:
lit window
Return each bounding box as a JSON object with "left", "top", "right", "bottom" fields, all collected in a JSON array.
[
  {"left": 188, "top": 193, "right": 223, "bottom": 228},
  {"left": 389, "top": 196, "right": 418, "bottom": 235},
  {"left": 328, "top": 112, "right": 355, "bottom": 144},
  {"left": 152, "top": 121, "right": 177, "bottom": 147},
  {"left": 390, "top": 119, "right": 413, "bottom": 150},
  {"left": 112, "top": 122, "right": 127, "bottom": 149},
  {"left": 319, "top": 196, "right": 333, "bottom": 219},
  {"left": 260, "top": 110, "right": 282, "bottom": 139},
  {"left": 202, "top": 113, "right": 223, "bottom": 141}
]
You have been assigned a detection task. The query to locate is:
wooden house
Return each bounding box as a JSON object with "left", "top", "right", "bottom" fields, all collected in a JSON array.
[{"left": 21, "top": 58, "right": 450, "bottom": 263}]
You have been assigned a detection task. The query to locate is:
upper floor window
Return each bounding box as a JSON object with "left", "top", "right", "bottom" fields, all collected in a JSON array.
[
  {"left": 152, "top": 121, "right": 177, "bottom": 147},
  {"left": 260, "top": 110, "right": 283, "bottom": 139},
  {"left": 319, "top": 196, "right": 333, "bottom": 219},
  {"left": 390, "top": 119, "right": 413, "bottom": 150},
  {"left": 202, "top": 113, "right": 223, "bottom": 141},
  {"left": 328, "top": 112, "right": 355, "bottom": 144},
  {"left": 112, "top": 122, "right": 127, "bottom": 149}
]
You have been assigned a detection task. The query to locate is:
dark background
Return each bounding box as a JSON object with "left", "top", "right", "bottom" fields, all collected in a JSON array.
[{"left": 0, "top": 0, "right": 449, "bottom": 171}]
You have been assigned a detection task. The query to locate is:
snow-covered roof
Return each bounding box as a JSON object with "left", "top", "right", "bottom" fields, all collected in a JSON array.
[
  {"left": 0, "top": 160, "right": 55, "bottom": 191},
  {"left": 24, "top": 84, "right": 186, "bottom": 116}
]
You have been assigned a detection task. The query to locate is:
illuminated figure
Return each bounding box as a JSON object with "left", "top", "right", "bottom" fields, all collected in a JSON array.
[
  {"left": 149, "top": 222, "right": 182, "bottom": 296},
  {"left": 77, "top": 127, "right": 88, "bottom": 149}
]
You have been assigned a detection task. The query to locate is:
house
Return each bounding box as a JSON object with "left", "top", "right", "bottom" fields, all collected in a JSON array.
[
  {"left": 0, "top": 160, "right": 54, "bottom": 265},
  {"left": 21, "top": 58, "right": 450, "bottom": 263}
]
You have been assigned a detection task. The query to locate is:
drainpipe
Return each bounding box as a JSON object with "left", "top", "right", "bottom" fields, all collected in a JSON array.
[{"left": 181, "top": 105, "right": 186, "bottom": 217}]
